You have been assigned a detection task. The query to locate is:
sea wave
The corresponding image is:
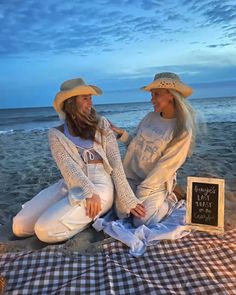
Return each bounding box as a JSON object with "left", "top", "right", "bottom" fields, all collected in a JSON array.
[
  {"left": 98, "top": 108, "right": 145, "bottom": 116},
  {"left": 0, "top": 115, "right": 58, "bottom": 126},
  {"left": 0, "top": 118, "right": 235, "bottom": 136},
  {"left": 0, "top": 127, "right": 51, "bottom": 135},
  {"left": 0, "top": 129, "right": 14, "bottom": 134},
  {"left": 0, "top": 98, "right": 236, "bottom": 133}
]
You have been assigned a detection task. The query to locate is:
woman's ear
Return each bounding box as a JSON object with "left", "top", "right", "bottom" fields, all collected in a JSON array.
[{"left": 168, "top": 93, "right": 174, "bottom": 104}]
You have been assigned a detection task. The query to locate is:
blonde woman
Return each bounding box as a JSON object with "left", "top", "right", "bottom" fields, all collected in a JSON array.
[
  {"left": 111, "top": 72, "right": 196, "bottom": 227},
  {"left": 12, "top": 78, "right": 144, "bottom": 243}
]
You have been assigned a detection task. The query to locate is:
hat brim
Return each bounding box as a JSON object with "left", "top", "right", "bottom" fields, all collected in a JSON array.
[
  {"left": 141, "top": 78, "right": 192, "bottom": 97},
  {"left": 53, "top": 85, "right": 102, "bottom": 113}
]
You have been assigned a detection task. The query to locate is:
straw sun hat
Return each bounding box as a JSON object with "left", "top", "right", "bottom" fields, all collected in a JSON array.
[
  {"left": 53, "top": 78, "right": 102, "bottom": 114},
  {"left": 141, "top": 72, "right": 193, "bottom": 97}
]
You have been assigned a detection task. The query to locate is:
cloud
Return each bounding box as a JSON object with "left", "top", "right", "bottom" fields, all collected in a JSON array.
[
  {"left": 206, "top": 43, "right": 232, "bottom": 48},
  {"left": 179, "top": 0, "right": 236, "bottom": 44},
  {"left": 1, "top": 1, "right": 162, "bottom": 56},
  {"left": 2, "top": 0, "right": 235, "bottom": 57},
  {"left": 202, "top": 2, "right": 236, "bottom": 24},
  {"left": 181, "top": 0, "right": 236, "bottom": 27},
  {"left": 97, "top": 63, "right": 236, "bottom": 91}
]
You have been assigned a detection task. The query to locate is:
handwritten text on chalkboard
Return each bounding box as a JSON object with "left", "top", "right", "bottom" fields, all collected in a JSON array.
[
  {"left": 191, "top": 182, "right": 218, "bottom": 226},
  {"left": 186, "top": 177, "right": 224, "bottom": 234}
]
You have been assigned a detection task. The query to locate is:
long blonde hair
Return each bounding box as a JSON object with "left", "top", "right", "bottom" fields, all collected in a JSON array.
[
  {"left": 62, "top": 96, "right": 101, "bottom": 140},
  {"left": 168, "top": 89, "right": 196, "bottom": 155}
]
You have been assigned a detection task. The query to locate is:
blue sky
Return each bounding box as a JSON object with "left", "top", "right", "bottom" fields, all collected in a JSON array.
[{"left": 1, "top": 0, "right": 236, "bottom": 108}]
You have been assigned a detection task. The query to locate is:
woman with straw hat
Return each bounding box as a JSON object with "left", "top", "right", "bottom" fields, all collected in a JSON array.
[
  {"left": 110, "top": 72, "right": 196, "bottom": 226},
  {"left": 12, "top": 78, "right": 144, "bottom": 243}
]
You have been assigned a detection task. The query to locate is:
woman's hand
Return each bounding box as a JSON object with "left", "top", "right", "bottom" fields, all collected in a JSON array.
[
  {"left": 130, "top": 203, "right": 146, "bottom": 218},
  {"left": 86, "top": 194, "right": 102, "bottom": 219},
  {"left": 108, "top": 120, "right": 124, "bottom": 137}
]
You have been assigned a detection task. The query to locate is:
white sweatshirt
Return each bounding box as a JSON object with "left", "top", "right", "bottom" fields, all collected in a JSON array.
[{"left": 118, "top": 112, "right": 192, "bottom": 200}]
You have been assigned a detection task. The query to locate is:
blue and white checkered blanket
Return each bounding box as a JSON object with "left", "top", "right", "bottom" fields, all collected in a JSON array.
[{"left": 1, "top": 228, "right": 235, "bottom": 294}]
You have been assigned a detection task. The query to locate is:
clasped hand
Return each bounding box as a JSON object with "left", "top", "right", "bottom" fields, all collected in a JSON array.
[
  {"left": 86, "top": 194, "right": 145, "bottom": 219},
  {"left": 85, "top": 193, "right": 101, "bottom": 219},
  {"left": 109, "top": 120, "right": 146, "bottom": 219},
  {"left": 130, "top": 203, "right": 146, "bottom": 218}
]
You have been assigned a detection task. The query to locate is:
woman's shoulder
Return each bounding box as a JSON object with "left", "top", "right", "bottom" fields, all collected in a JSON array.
[
  {"left": 145, "top": 111, "right": 155, "bottom": 118},
  {"left": 55, "top": 124, "right": 64, "bottom": 133},
  {"left": 48, "top": 125, "right": 64, "bottom": 137},
  {"left": 138, "top": 112, "right": 154, "bottom": 125},
  {"left": 98, "top": 116, "right": 110, "bottom": 129}
]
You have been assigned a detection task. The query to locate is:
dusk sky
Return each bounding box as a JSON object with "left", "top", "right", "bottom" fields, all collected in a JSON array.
[{"left": 1, "top": 0, "right": 236, "bottom": 109}]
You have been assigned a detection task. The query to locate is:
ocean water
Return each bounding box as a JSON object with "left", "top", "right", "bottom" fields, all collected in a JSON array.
[{"left": 0, "top": 96, "right": 236, "bottom": 134}]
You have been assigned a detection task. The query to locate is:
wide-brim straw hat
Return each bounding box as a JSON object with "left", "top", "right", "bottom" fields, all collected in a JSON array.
[
  {"left": 53, "top": 78, "right": 102, "bottom": 114},
  {"left": 141, "top": 72, "right": 192, "bottom": 97}
]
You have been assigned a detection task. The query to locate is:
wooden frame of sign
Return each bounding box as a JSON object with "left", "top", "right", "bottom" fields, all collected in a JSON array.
[{"left": 186, "top": 177, "right": 225, "bottom": 234}]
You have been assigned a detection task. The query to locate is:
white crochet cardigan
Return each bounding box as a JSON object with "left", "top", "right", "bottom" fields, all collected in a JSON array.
[{"left": 48, "top": 117, "right": 140, "bottom": 216}]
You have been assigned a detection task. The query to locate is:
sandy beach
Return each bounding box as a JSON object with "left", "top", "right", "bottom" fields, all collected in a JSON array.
[
  {"left": 0, "top": 121, "right": 236, "bottom": 252},
  {"left": 0, "top": 119, "right": 236, "bottom": 294}
]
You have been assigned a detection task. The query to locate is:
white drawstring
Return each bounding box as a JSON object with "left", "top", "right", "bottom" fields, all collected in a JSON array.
[{"left": 81, "top": 149, "right": 95, "bottom": 164}]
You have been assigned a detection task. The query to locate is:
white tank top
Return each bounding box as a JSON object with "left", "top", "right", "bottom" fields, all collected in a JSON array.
[{"left": 64, "top": 123, "right": 102, "bottom": 163}]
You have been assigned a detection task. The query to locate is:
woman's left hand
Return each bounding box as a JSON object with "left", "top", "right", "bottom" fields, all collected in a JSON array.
[
  {"left": 130, "top": 203, "right": 146, "bottom": 218},
  {"left": 86, "top": 193, "right": 102, "bottom": 219}
]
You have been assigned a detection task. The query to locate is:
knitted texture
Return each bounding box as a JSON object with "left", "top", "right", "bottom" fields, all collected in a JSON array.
[
  {"left": 118, "top": 112, "right": 192, "bottom": 200},
  {"left": 48, "top": 117, "right": 139, "bottom": 214},
  {"left": 105, "top": 127, "right": 141, "bottom": 215}
]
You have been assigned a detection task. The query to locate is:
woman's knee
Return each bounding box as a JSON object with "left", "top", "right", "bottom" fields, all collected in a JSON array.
[
  {"left": 133, "top": 197, "right": 170, "bottom": 227},
  {"left": 12, "top": 215, "right": 35, "bottom": 237},
  {"left": 34, "top": 216, "right": 87, "bottom": 243},
  {"left": 34, "top": 218, "right": 67, "bottom": 243}
]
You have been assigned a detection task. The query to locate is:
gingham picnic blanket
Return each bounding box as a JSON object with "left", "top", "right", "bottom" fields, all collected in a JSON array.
[{"left": 1, "top": 229, "right": 235, "bottom": 294}]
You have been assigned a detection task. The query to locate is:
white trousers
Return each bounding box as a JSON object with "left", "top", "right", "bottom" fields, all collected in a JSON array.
[
  {"left": 12, "top": 164, "right": 114, "bottom": 243},
  {"left": 130, "top": 179, "right": 178, "bottom": 227}
]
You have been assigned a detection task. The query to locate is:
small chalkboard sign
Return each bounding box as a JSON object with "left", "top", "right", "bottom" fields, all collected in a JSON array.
[{"left": 186, "top": 177, "right": 225, "bottom": 234}]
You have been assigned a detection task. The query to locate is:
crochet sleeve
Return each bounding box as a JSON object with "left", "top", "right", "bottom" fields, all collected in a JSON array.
[
  {"left": 48, "top": 129, "right": 97, "bottom": 199},
  {"left": 103, "top": 121, "right": 140, "bottom": 213},
  {"left": 137, "top": 131, "right": 192, "bottom": 199}
]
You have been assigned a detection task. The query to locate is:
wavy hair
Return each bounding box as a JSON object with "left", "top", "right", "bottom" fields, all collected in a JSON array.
[
  {"left": 168, "top": 89, "right": 196, "bottom": 155},
  {"left": 62, "top": 96, "right": 101, "bottom": 140}
]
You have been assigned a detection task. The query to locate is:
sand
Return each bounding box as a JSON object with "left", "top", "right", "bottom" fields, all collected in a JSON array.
[{"left": 0, "top": 122, "right": 236, "bottom": 253}]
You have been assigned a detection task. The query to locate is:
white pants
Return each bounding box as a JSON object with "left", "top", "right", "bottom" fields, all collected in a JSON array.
[
  {"left": 12, "top": 164, "right": 114, "bottom": 243},
  {"left": 130, "top": 179, "right": 178, "bottom": 227}
]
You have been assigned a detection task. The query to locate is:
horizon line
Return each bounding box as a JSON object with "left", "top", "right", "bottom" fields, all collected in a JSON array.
[{"left": 0, "top": 95, "right": 236, "bottom": 110}]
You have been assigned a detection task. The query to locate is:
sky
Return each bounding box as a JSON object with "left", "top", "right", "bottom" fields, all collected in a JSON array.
[{"left": 1, "top": 0, "right": 236, "bottom": 109}]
